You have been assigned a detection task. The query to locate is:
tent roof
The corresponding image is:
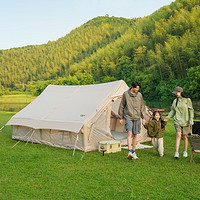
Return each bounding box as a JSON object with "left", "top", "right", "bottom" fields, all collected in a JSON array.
[{"left": 7, "top": 80, "right": 128, "bottom": 133}]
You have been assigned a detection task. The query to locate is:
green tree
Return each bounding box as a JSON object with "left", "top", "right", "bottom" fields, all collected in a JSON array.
[{"left": 186, "top": 65, "right": 200, "bottom": 99}]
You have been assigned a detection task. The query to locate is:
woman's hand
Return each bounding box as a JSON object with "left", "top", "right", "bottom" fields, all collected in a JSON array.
[{"left": 119, "top": 119, "right": 124, "bottom": 125}]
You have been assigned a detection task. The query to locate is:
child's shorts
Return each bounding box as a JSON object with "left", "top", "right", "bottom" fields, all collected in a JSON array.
[
  {"left": 174, "top": 124, "right": 191, "bottom": 135},
  {"left": 125, "top": 119, "right": 141, "bottom": 134}
]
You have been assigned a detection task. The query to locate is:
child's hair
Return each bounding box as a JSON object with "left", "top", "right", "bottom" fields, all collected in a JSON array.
[{"left": 152, "top": 111, "right": 165, "bottom": 128}]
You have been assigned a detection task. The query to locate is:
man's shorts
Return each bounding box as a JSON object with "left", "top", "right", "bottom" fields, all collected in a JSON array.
[
  {"left": 174, "top": 124, "right": 191, "bottom": 135},
  {"left": 125, "top": 119, "right": 141, "bottom": 135}
]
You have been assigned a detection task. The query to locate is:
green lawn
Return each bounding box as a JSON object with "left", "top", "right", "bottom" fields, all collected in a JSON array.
[
  {"left": 0, "top": 95, "right": 36, "bottom": 112},
  {"left": 0, "top": 112, "right": 200, "bottom": 200}
]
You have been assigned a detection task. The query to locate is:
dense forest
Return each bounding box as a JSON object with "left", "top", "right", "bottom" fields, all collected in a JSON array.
[{"left": 0, "top": 0, "right": 200, "bottom": 102}]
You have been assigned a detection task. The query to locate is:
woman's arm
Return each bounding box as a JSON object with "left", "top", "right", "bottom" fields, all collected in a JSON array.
[
  {"left": 188, "top": 98, "right": 194, "bottom": 125},
  {"left": 165, "top": 99, "right": 176, "bottom": 120}
]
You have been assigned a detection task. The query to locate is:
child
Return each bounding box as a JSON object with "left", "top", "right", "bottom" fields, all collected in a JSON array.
[{"left": 143, "top": 111, "right": 167, "bottom": 157}]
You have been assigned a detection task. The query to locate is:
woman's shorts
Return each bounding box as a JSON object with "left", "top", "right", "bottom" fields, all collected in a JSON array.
[
  {"left": 125, "top": 119, "right": 141, "bottom": 135},
  {"left": 174, "top": 124, "right": 191, "bottom": 135}
]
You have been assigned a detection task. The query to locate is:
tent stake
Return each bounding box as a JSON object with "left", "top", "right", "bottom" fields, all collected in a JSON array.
[
  {"left": 0, "top": 125, "right": 5, "bottom": 132},
  {"left": 11, "top": 140, "right": 21, "bottom": 149},
  {"left": 81, "top": 151, "right": 85, "bottom": 160}
]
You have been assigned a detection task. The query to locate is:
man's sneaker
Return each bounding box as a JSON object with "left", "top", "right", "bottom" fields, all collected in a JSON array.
[
  {"left": 174, "top": 152, "right": 179, "bottom": 159},
  {"left": 127, "top": 152, "right": 133, "bottom": 160},
  {"left": 183, "top": 151, "right": 188, "bottom": 158},
  {"left": 132, "top": 152, "right": 138, "bottom": 159}
]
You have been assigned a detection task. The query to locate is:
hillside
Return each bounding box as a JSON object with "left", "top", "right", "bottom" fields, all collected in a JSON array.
[
  {"left": 0, "top": 16, "right": 133, "bottom": 88},
  {"left": 0, "top": 0, "right": 200, "bottom": 101}
]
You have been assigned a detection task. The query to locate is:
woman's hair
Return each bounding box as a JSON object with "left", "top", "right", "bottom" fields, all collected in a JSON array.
[
  {"left": 180, "top": 92, "right": 188, "bottom": 98},
  {"left": 152, "top": 111, "right": 165, "bottom": 128},
  {"left": 131, "top": 81, "right": 141, "bottom": 88},
  {"left": 175, "top": 92, "right": 189, "bottom": 107}
]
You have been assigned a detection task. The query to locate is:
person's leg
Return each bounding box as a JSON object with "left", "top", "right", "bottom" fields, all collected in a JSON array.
[
  {"left": 131, "top": 134, "right": 138, "bottom": 159},
  {"left": 132, "top": 134, "right": 137, "bottom": 151},
  {"left": 131, "top": 120, "right": 141, "bottom": 159},
  {"left": 174, "top": 125, "right": 182, "bottom": 158},
  {"left": 132, "top": 119, "right": 141, "bottom": 151},
  {"left": 125, "top": 119, "right": 134, "bottom": 160},
  {"left": 127, "top": 131, "right": 133, "bottom": 160},
  {"left": 183, "top": 134, "right": 188, "bottom": 152},
  {"left": 157, "top": 138, "right": 164, "bottom": 157},
  {"left": 182, "top": 127, "right": 189, "bottom": 157},
  {"left": 151, "top": 138, "right": 158, "bottom": 150},
  {"left": 127, "top": 131, "right": 132, "bottom": 150},
  {"left": 175, "top": 132, "right": 182, "bottom": 152}
]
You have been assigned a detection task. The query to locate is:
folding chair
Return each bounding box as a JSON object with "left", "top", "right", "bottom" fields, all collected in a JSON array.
[
  {"left": 188, "top": 122, "right": 200, "bottom": 162},
  {"left": 188, "top": 137, "right": 200, "bottom": 162}
]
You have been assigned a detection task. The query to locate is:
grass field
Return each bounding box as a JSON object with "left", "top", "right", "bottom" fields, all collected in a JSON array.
[
  {"left": 0, "top": 95, "right": 36, "bottom": 112},
  {"left": 0, "top": 111, "right": 200, "bottom": 200}
]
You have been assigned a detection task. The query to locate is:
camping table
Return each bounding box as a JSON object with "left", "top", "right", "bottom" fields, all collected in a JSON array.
[{"left": 188, "top": 136, "right": 200, "bottom": 162}]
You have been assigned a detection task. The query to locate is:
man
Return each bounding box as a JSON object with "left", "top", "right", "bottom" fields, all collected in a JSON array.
[{"left": 118, "top": 81, "right": 146, "bottom": 160}]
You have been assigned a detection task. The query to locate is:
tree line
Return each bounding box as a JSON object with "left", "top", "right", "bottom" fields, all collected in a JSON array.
[{"left": 0, "top": 0, "right": 200, "bottom": 102}]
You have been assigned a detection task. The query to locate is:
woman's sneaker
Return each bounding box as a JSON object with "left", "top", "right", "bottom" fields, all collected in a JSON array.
[
  {"left": 132, "top": 152, "right": 138, "bottom": 159},
  {"left": 174, "top": 152, "right": 179, "bottom": 159},
  {"left": 127, "top": 152, "right": 133, "bottom": 160},
  {"left": 183, "top": 151, "right": 188, "bottom": 158}
]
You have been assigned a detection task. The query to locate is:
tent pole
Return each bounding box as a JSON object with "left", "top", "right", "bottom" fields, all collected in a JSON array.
[
  {"left": 72, "top": 133, "right": 79, "bottom": 156},
  {"left": 11, "top": 129, "right": 32, "bottom": 149},
  {"left": 25, "top": 129, "right": 35, "bottom": 146}
]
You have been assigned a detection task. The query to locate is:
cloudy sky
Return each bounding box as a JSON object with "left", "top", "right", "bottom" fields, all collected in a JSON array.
[{"left": 0, "top": 0, "right": 175, "bottom": 50}]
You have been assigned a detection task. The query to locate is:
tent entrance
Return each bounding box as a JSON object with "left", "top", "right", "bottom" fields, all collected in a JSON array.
[
  {"left": 110, "top": 113, "right": 127, "bottom": 145},
  {"left": 110, "top": 98, "right": 127, "bottom": 144},
  {"left": 111, "top": 131, "right": 127, "bottom": 140}
]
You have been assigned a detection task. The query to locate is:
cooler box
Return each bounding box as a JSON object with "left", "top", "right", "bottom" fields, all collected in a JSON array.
[{"left": 98, "top": 140, "right": 121, "bottom": 153}]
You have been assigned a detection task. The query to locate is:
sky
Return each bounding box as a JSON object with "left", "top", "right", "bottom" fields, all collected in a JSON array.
[{"left": 0, "top": 0, "right": 175, "bottom": 50}]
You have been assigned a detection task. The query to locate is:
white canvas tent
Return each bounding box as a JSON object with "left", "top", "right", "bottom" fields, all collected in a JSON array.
[{"left": 6, "top": 80, "right": 151, "bottom": 152}]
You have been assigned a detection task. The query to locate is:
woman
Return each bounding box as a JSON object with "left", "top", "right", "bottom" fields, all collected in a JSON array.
[{"left": 165, "top": 86, "right": 194, "bottom": 159}]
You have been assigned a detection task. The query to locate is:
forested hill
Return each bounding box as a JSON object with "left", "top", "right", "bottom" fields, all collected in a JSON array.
[
  {"left": 0, "top": 17, "right": 133, "bottom": 88},
  {"left": 0, "top": 0, "right": 200, "bottom": 101}
]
